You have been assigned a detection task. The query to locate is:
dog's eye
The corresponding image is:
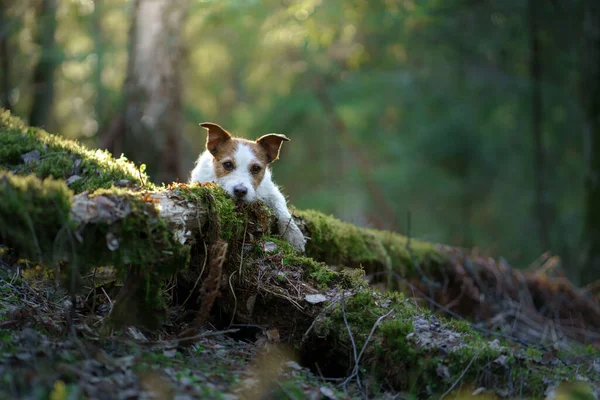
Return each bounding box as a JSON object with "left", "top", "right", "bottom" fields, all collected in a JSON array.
[
  {"left": 250, "top": 165, "right": 262, "bottom": 174},
  {"left": 223, "top": 161, "right": 234, "bottom": 171}
]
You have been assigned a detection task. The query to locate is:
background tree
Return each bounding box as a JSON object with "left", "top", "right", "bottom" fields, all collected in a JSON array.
[
  {"left": 1, "top": 0, "right": 596, "bottom": 283},
  {"left": 103, "top": 0, "right": 188, "bottom": 184},
  {"left": 581, "top": 0, "right": 600, "bottom": 284},
  {"left": 0, "top": 0, "right": 11, "bottom": 111},
  {"left": 28, "top": 0, "right": 58, "bottom": 128}
]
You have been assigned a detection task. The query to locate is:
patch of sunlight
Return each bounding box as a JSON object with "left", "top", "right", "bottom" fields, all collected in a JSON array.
[
  {"left": 388, "top": 44, "right": 407, "bottom": 63},
  {"left": 49, "top": 380, "right": 67, "bottom": 400},
  {"left": 77, "top": 0, "right": 95, "bottom": 15},
  {"left": 17, "top": 23, "right": 35, "bottom": 54},
  {"left": 102, "top": 55, "right": 127, "bottom": 89},
  {"left": 190, "top": 43, "right": 231, "bottom": 76},
  {"left": 63, "top": 35, "right": 94, "bottom": 56},
  {"left": 56, "top": 98, "right": 73, "bottom": 121},
  {"left": 341, "top": 24, "right": 357, "bottom": 43},
  {"left": 262, "top": 24, "right": 306, "bottom": 46},
  {"left": 61, "top": 61, "right": 92, "bottom": 82},
  {"left": 295, "top": 9, "right": 309, "bottom": 20},
  {"left": 347, "top": 44, "right": 366, "bottom": 69},
  {"left": 104, "top": 9, "right": 128, "bottom": 33},
  {"left": 246, "top": 63, "right": 272, "bottom": 88},
  {"left": 318, "top": 27, "right": 336, "bottom": 47},
  {"left": 82, "top": 119, "right": 98, "bottom": 137},
  {"left": 80, "top": 83, "right": 95, "bottom": 102}
]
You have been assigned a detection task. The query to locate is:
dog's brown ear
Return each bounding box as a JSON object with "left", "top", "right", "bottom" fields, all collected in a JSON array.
[
  {"left": 200, "top": 122, "right": 232, "bottom": 154},
  {"left": 256, "top": 133, "right": 290, "bottom": 163}
]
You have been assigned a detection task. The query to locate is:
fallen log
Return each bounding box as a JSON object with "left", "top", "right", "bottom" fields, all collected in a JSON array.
[
  {"left": 2, "top": 107, "right": 600, "bottom": 343},
  {"left": 2, "top": 109, "right": 600, "bottom": 397}
]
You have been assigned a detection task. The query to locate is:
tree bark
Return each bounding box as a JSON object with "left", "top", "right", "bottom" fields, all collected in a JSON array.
[
  {"left": 529, "top": 0, "right": 550, "bottom": 253},
  {"left": 581, "top": 0, "right": 600, "bottom": 284},
  {"left": 0, "top": 1, "right": 11, "bottom": 111},
  {"left": 92, "top": 0, "right": 105, "bottom": 132},
  {"left": 28, "top": 0, "right": 58, "bottom": 128},
  {"left": 119, "top": 0, "right": 188, "bottom": 184}
]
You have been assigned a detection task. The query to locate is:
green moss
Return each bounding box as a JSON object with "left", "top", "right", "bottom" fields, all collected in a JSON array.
[
  {"left": 305, "top": 288, "right": 592, "bottom": 398},
  {"left": 525, "top": 346, "right": 544, "bottom": 361},
  {"left": 297, "top": 209, "right": 443, "bottom": 285},
  {"left": 171, "top": 182, "right": 253, "bottom": 241},
  {"left": 0, "top": 109, "right": 149, "bottom": 193},
  {"left": 297, "top": 209, "right": 391, "bottom": 270},
  {"left": 79, "top": 187, "right": 190, "bottom": 327},
  {"left": 0, "top": 172, "right": 190, "bottom": 328},
  {"left": 0, "top": 172, "right": 73, "bottom": 262}
]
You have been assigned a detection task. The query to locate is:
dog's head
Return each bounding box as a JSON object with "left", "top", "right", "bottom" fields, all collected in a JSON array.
[{"left": 200, "top": 122, "right": 290, "bottom": 202}]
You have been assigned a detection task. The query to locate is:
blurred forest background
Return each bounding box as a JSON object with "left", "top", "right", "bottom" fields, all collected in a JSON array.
[{"left": 2, "top": 0, "right": 600, "bottom": 284}]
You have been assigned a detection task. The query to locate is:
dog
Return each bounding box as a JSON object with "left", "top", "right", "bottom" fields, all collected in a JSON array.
[{"left": 189, "top": 122, "right": 306, "bottom": 253}]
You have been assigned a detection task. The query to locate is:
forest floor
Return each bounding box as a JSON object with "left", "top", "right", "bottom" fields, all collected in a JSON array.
[
  {"left": 0, "top": 256, "right": 374, "bottom": 400},
  {"left": 1, "top": 254, "right": 600, "bottom": 400}
]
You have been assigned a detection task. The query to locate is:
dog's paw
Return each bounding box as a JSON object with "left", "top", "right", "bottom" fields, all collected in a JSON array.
[{"left": 282, "top": 222, "right": 306, "bottom": 253}]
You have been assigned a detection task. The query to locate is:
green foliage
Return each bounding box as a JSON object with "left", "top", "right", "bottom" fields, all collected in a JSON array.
[{"left": 2, "top": 0, "right": 591, "bottom": 276}]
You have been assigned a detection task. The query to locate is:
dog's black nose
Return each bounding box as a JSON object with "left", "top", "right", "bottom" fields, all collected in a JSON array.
[{"left": 233, "top": 185, "right": 248, "bottom": 198}]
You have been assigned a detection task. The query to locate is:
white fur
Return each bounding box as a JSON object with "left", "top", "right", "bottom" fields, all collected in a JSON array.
[{"left": 189, "top": 144, "right": 306, "bottom": 253}]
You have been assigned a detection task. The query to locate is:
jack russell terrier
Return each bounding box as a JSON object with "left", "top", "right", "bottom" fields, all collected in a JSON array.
[{"left": 189, "top": 123, "right": 306, "bottom": 253}]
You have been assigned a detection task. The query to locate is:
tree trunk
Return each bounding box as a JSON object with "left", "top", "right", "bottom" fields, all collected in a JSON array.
[
  {"left": 28, "top": 0, "right": 58, "bottom": 128},
  {"left": 120, "top": 0, "right": 187, "bottom": 184},
  {"left": 529, "top": 0, "right": 550, "bottom": 254},
  {"left": 0, "top": 1, "right": 11, "bottom": 111},
  {"left": 581, "top": 0, "right": 600, "bottom": 284},
  {"left": 92, "top": 0, "right": 105, "bottom": 132}
]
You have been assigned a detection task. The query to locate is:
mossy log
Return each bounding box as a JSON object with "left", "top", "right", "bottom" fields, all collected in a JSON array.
[
  {"left": 2, "top": 107, "right": 600, "bottom": 342},
  {"left": 2, "top": 109, "right": 600, "bottom": 397}
]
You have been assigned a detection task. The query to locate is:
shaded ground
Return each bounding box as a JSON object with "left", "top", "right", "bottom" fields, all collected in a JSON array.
[
  {"left": 0, "top": 256, "right": 357, "bottom": 400},
  {"left": 1, "top": 254, "right": 600, "bottom": 400}
]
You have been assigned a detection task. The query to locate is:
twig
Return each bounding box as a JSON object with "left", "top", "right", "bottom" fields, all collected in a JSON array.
[
  {"left": 439, "top": 350, "right": 479, "bottom": 399},
  {"left": 181, "top": 240, "right": 208, "bottom": 308},
  {"left": 238, "top": 219, "right": 248, "bottom": 283},
  {"left": 301, "top": 296, "right": 343, "bottom": 343},
  {"left": 228, "top": 270, "right": 238, "bottom": 329},
  {"left": 342, "top": 309, "right": 393, "bottom": 388},
  {"left": 370, "top": 270, "right": 550, "bottom": 350},
  {"left": 340, "top": 293, "right": 360, "bottom": 390},
  {"left": 114, "top": 328, "right": 239, "bottom": 346}
]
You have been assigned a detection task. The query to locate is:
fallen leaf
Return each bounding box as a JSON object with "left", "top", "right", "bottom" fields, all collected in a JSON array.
[
  {"left": 494, "top": 355, "right": 508, "bottom": 367},
  {"left": 320, "top": 386, "right": 337, "bottom": 399},
  {"left": 263, "top": 241, "right": 278, "bottom": 253},
  {"left": 284, "top": 361, "right": 303, "bottom": 371},
  {"left": 163, "top": 348, "right": 177, "bottom": 358},
  {"left": 65, "top": 175, "right": 82, "bottom": 186},
  {"left": 472, "top": 387, "right": 486, "bottom": 396},
  {"left": 266, "top": 328, "right": 280, "bottom": 342},
  {"left": 436, "top": 364, "right": 450, "bottom": 379},
  {"left": 246, "top": 294, "right": 257, "bottom": 315},
  {"left": 106, "top": 232, "right": 119, "bottom": 251},
  {"left": 305, "top": 294, "right": 327, "bottom": 304}
]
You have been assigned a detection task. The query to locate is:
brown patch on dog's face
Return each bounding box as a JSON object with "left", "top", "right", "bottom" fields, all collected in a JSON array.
[
  {"left": 256, "top": 134, "right": 290, "bottom": 163},
  {"left": 246, "top": 140, "right": 270, "bottom": 188},
  {"left": 199, "top": 123, "right": 291, "bottom": 200},
  {"left": 200, "top": 122, "right": 232, "bottom": 155},
  {"left": 210, "top": 139, "right": 240, "bottom": 180}
]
